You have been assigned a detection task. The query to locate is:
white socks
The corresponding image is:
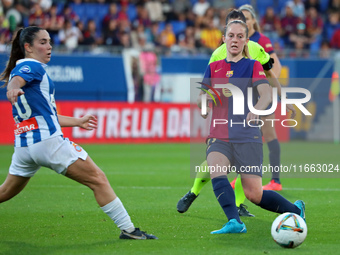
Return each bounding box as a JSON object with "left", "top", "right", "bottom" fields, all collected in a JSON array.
[{"left": 101, "top": 197, "right": 135, "bottom": 233}]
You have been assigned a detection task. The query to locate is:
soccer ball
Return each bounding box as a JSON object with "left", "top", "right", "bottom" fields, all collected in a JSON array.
[{"left": 271, "top": 213, "right": 307, "bottom": 248}]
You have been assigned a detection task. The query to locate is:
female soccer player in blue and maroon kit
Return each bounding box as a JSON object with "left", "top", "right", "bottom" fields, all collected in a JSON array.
[{"left": 198, "top": 20, "right": 305, "bottom": 234}]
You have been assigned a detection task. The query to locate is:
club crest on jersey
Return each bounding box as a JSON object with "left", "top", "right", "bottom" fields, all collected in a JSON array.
[
  {"left": 72, "top": 142, "right": 83, "bottom": 152},
  {"left": 19, "top": 65, "right": 31, "bottom": 74},
  {"left": 226, "top": 71, "right": 233, "bottom": 77}
]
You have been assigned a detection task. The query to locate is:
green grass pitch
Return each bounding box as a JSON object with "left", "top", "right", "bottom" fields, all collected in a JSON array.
[{"left": 0, "top": 142, "right": 339, "bottom": 255}]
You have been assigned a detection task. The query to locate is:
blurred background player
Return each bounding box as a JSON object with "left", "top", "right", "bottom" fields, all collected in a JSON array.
[{"left": 239, "top": 4, "right": 284, "bottom": 191}]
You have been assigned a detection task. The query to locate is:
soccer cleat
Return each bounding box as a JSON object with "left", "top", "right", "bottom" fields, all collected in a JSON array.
[
  {"left": 230, "top": 177, "right": 237, "bottom": 189},
  {"left": 177, "top": 191, "right": 198, "bottom": 213},
  {"left": 238, "top": 204, "right": 255, "bottom": 217},
  {"left": 263, "top": 180, "right": 282, "bottom": 191},
  {"left": 294, "top": 200, "right": 306, "bottom": 221},
  {"left": 119, "top": 228, "right": 158, "bottom": 240},
  {"left": 211, "top": 219, "right": 247, "bottom": 234}
]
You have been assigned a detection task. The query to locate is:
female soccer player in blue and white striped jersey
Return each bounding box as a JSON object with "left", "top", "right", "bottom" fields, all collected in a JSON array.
[{"left": 0, "top": 26, "right": 157, "bottom": 240}]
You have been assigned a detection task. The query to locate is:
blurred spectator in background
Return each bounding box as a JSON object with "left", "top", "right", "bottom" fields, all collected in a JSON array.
[
  {"left": 200, "top": 7, "right": 219, "bottom": 28},
  {"left": 304, "top": 0, "right": 321, "bottom": 13},
  {"left": 134, "top": 5, "right": 151, "bottom": 28},
  {"left": 139, "top": 50, "right": 161, "bottom": 102},
  {"left": 212, "top": 0, "right": 234, "bottom": 10},
  {"left": 58, "top": 19, "right": 83, "bottom": 51},
  {"left": 185, "top": 9, "right": 196, "bottom": 27},
  {"left": 45, "top": 4, "right": 65, "bottom": 44},
  {"left": 173, "top": 0, "right": 191, "bottom": 20},
  {"left": 145, "top": 0, "right": 164, "bottom": 22},
  {"left": 103, "top": 19, "right": 120, "bottom": 46},
  {"left": 289, "top": 22, "right": 312, "bottom": 53},
  {"left": 280, "top": 3, "right": 300, "bottom": 46},
  {"left": 117, "top": 2, "right": 130, "bottom": 23},
  {"left": 131, "top": 23, "right": 146, "bottom": 48},
  {"left": 82, "top": 19, "right": 103, "bottom": 46},
  {"left": 62, "top": 4, "right": 79, "bottom": 24},
  {"left": 273, "top": 40, "right": 285, "bottom": 58},
  {"left": 305, "top": 7, "right": 323, "bottom": 38},
  {"left": 327, "top": 0, "right": 340, "bottom": 13},
  {"left": 145, "top": 21, "right": 161, "bottom": 46},
  {"left": 119, "top": 31, "right": 132, "bottom": 48},
  {"left": 261, "top": 6, "right": 281, "bottom": 42},
  {"left": 200, "top": 21, "right": 221, "bottom": 51},
  {"left": 323, "top": 10, "right": 340, "bottom": 42},
  {"left": 286, "top": 0, "right": 305, "bottom": 19},
  {"left": 216, "top": 8, "right": 228, "bottom": 28},
  {"left": 330, "top": 26, "right": 340, "bottom": 48},
  {"left": 193, "top": 0, "right": 210, "bottom": 17},
  {"left": 319, "top": 40, "right": 331, "bottom": 58},
  {"left": 102, "top": 3, "right": 118, "bottom": 32},
  {"left": 177, "top": 26, "right": 197, "bottom": 55},
  {"left": 40, "top": 0, "right": 52, "bottom": 12},
  {"left": 0, "top": 13, "right": 11, "bottom": 52},
  {"left": 29, "top": 2, "right": 45, "bottom": 27},
  {"left": 160, "top": 23, "right": 176, "bottom": 49}
]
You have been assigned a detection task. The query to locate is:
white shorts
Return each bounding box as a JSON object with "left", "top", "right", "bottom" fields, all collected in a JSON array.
[{"left": 9, "top": 136, "right": 88, "bottom": 178}]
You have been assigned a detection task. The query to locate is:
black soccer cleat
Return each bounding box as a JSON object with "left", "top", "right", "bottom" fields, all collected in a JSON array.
[
  {"left": 238, "top": 204, "right": 255, "bottom": 217},
  {"left": 119, "top": 228, "right": 158, "bottom": 240},
  {"left": 177, "top": 191, "right": 199, "bottom": 213}
]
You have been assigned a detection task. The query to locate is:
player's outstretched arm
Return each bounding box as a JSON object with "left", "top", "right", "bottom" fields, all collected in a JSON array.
[
  {"left": 58, "top": 114, "right": 97, "bottom": 130},
  {"left": 6, "top": 76, "right": 26, "bottom": 105}
]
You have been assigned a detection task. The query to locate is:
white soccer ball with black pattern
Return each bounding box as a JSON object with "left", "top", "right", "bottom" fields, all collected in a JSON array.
[{"left": 271, "top": 213, "right": 307, "bottom": 248}]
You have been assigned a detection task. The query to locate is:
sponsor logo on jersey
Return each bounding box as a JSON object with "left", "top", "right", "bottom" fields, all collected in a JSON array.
[
  {"left": 266, "top": 43, "right": 272, "bottom": 48},
  {"left": 19, "top": 65, "right": 31, "bottom": 74},
  {"left": 259, "top": 71, "right": 266, "bottom": 76},
  {"left": 14, "top": 117, "right": 39, "bottom": 135},
  {"left": 226, "top": 71, "right": 233, "bottom": 77}
]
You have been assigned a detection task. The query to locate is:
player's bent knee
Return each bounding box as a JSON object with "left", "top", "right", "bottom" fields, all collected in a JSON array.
[{"left": 244, "top": 190, "right": 262, "bottom": 204}]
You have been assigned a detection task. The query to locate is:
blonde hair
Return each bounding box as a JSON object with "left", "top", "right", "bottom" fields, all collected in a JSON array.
[{"left": 239, "top": 4, "right": 261, "bottom": 33}]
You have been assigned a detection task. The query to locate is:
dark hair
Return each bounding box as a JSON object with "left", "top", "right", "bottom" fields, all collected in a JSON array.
[
  {"left": 225, "top": 10, "right": 246, "bottom": 24},
  {"left": 0, "top": 26, "right": 43, "bottom": 86}
]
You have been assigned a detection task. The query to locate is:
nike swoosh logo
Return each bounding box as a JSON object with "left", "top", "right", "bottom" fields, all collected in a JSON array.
[
  {"left": 124, "top": 232, "right": 147, "bottom": 239},
  {"left": 216, "top": 192, "right": 224, "bottom": 200},
  {"left": 215, "top": 68, "right": 223, "bottom": 73},
  {"left": 240, "top": 227, "right": 246, "bottom": 233}
]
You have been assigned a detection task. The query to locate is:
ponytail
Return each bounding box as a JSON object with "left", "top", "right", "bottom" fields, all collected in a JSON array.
[
  {"left": 0, "top": 26, "right": 43, "bottom": 87},
  {"left": 0, "top": 28, "right": 25, "bottom": 86}
]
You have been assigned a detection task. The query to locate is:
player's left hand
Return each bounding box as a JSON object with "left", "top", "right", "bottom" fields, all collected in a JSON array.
[
  {"left": 246, "top": 112, "right": 260, "bottom": 125},
  {"left": 286, "top": 104, "right": 296, "bottom": 119},
  {"left": 78, "top": 115, "right": 97, "bottom": 130}
]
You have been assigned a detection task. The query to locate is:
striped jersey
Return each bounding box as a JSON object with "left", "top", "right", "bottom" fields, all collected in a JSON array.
[
  {"left": 250, "top": 31, "right": 274, "bottom": 54},
  {"left": 202, "top": 58, "right": 269, "bottom": 143},
  {"left": 208, "top": 40, "right": 270, "bottom": 65},
  {"left": 10, "top": 58, "right": 62, "bottom": 147}
]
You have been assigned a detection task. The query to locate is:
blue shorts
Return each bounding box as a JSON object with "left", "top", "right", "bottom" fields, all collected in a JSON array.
[{"left": 206, "top": 138, "right": 263, "bottom": 176}]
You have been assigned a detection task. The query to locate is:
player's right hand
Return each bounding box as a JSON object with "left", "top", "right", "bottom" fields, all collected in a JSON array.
[
  {"left": 7, "top": 89, "right": 25, "bottom": 105},
  {"left": 201, "top": 107, "right": 211, "bottom": 119},
  {"left": 205, "top": 89, "right": 220, "bottom": 101}
]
